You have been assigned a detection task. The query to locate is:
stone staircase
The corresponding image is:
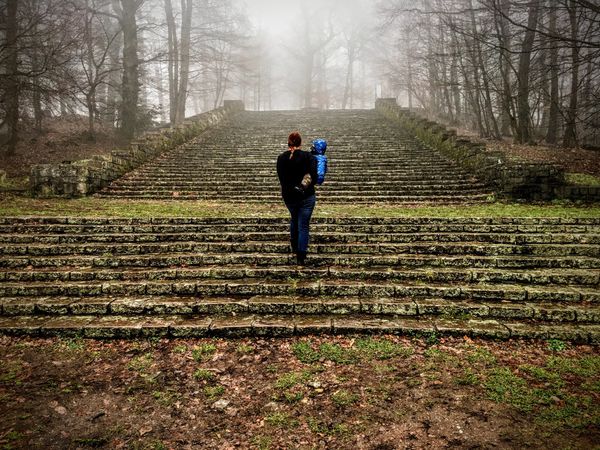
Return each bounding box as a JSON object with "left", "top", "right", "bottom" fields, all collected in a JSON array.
[
  {"left": 96, "top": 110, "right": 491, "bottom": 203},
  {"left": 0, "top": 217, "right": 599, "bottom": 341}
]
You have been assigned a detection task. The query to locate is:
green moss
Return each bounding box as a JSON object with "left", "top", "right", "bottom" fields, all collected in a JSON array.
[{"left": 565, "top": 172, "right": 600, "bottom": 186}]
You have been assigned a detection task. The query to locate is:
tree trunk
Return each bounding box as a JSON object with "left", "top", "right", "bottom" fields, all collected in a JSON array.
[
  {"left": 118, "top": 0, "right": 140, "bottom": 140},
  {"left": 106, "top": 13, "right": 122, "bottom": 129},
  {"left": 175, "top": 0, "right": 192, "bottom": 123},
  {"left": 545, "top": 0, "right": 560, "bottom": 144},
  {"left": 85, "top": 0, "right": 96, "bottom": 139},
  {"left": 469, "top": 1, "right": 500, "bottom": 139},
  {"left": 156, "top": 62, "right": 167, "bottom": 123},
  {"left": 1, "top": 0, "right": 20, "bottom": 156},
  {"left": 164, "top": 0, "right": 178, "bottom": 124},
  {"left": 563, "top": 0, "right": 579, "bottom": 147},
  {"left": 449, "top": 27, "right": 461, "bottom": 123},
  {"left": 515, "top": 0, "right": 540, "bottom": 144},
  {"left": 342, "top": 44, "right": 354, "bottom": 110},
  {"left": 495, "top": 0, "right": 516, "bottom": 137}
]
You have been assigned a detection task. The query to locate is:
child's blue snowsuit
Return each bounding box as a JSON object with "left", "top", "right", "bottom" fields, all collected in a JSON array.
[{"left": 311, "top": 143, "right": 328, "bottom": 185}]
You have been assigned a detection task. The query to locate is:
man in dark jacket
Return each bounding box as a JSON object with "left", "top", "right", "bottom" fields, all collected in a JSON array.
[{"left": 277, "top": 131, "right": 318, "bottom": 265}]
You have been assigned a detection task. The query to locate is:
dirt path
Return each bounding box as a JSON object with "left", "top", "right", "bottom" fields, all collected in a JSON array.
[{"left": 1, "top": 335, "right": 598, "bottom": 449}]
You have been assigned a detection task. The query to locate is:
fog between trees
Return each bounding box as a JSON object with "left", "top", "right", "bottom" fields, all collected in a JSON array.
[{"left": 1, "top": 0, "right": 598, "bottom": 156}]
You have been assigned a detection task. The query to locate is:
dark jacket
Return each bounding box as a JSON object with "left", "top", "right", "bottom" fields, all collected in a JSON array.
[{"left": 277, "top": 149, "right": 318, "bottom": 203}]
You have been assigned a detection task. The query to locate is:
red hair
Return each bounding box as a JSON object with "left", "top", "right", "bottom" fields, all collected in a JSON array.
[{"left": 288, "top": 131, "right": 302, "bottom": 148}]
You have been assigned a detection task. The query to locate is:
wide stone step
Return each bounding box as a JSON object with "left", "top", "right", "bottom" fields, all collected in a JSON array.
[
  {"left": 94, "top": 194, "right": 493, "bottom": 203},
  {"left": 2, "top": 265, "right": 597, "bottom": 286},
  {"left": 0, "top": 279, "right": 596, "bottom": 303},
  {"left": 106, "top": 180, "right": 487, "bottom": 189},
  {"left": 112, "top": 177, "right": 483, "bottom": 185},
  {"left": 2, "top": 294, "right": 598, "bottom": 324},
  {"left": 99, "top": 186, "right": 488, "bottom": 196},
  {"left": 2, "top": 231, "right": 598, "bottom": 245},
  {"left": 0, "top": 314, "right": 597, "bottom": 342},
  {"left": 2, "top": 240, "right": 597, "bottom": 257},
  {"left": 4, "top": 252, "right": 597, "bottom": 270},
  {"left": 0, "top": 217, "right": 596, "bottom": 230}
]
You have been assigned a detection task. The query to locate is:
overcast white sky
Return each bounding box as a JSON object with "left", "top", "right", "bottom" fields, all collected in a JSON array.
[{"left": 243, "top": 0, "right": 304, "bottom": 36}]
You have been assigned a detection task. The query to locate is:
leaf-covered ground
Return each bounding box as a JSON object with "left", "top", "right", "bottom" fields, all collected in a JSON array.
[{"left": 1, "top": 335, "right": 598, "bottom": 449}]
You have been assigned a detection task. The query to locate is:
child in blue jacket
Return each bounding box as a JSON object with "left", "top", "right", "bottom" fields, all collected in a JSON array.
[{"left": 295, "top": 139, "right": 328, "bottom": 193}]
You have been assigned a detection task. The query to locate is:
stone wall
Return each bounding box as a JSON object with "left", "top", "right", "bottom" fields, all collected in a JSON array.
[
  {"left": 30, "top": 101, "right": 245, "bottom": 198},
  {"left": 375, "top": 98, "right": 569, "bottom": 201}
]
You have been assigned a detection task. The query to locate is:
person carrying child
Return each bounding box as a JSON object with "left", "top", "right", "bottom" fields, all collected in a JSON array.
[{"left": 276, "top": 131, "right": 322, "bottom": 266}]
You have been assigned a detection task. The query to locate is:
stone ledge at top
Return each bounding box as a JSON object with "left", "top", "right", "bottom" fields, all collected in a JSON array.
[
  {"left": 28, "top": 101, "right": 245, "bottom": 198},
  {"left": 375, "top": 98, "right": 600, "bottom": 203}
]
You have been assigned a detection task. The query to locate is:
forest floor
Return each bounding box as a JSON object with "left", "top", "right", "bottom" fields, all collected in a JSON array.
[
  {"left": 486, "top": 140, "right": 600, "bottom": 179},
  {"left": 0, "top": 335, "right": 599, "bottom": 450},
  {"left": 0, "top": 117, "right": 122, "bottom": 184},
  {"left": 454, "top": 127, "right": 600, "bottom": 179}
]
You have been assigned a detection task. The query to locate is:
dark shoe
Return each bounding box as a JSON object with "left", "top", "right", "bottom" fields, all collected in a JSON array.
[{"left": 296, "top": 251, "right": 307, "bottom": 266}]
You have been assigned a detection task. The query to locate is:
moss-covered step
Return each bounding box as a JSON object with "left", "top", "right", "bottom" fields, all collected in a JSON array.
[{"left": 0, "top": 314, "right": 597, "bottom": 342}]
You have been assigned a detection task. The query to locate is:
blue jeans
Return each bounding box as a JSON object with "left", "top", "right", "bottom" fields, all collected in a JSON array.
[{"left": 285, "top": 195, "right": 316, "bottom": 253}]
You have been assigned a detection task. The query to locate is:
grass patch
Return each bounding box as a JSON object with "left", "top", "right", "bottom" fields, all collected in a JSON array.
[
  {"left": 264, "top": 412, "right": 299, "bottom": 429},
  {"left": 292, "top": 341, "right": 321, "bottom": 364},
  {"left": 283, "top": 391, "right": 304, "bottom": 404},
  {"left": 127, "top": 353, "right": 154, "bottom": 373},
  {"left": 192, "top": 343, "right": 217, "bottom": 362},
  {"left": 236, "top": 344, "right": 254, "bottom": 354},
  {"left": 565, "top": 172, "right": 600, "bottom": 186},
  {"left": 307, "top": 417, "right": 351, "bottom": 436},
  {"left": 484, "top": 367, "right": 535, "bottom": 411},
  {"left": 151, "top": 390, "right": 179, "bottom": 406},
  {"left": 354, "top": 337, "right": 413, "bottom": 360},
  {"left": 537, "top": 395, "right": 600, "bottom": 428},
  {"left": 1, "top": 195, "right": 599, "bottom": 219},
  {"left": 546, "top": 339, "right": 568, "bottom": 352},
  {"left": 319, "top": 343, "right": 358, "bottom": 364},
  {"left": 0, "top": 361, "right": 23, "bottom": 384},
  {"left": 57, "top": 337, "right": 86, "bottom": 352},
  {"left": 483, "top": 363, "right": 599, "bottom": 427},
  {"left": 455, "top": 368, "right": 479, "bottom": 386},
  {"left": 172, "top": 345, "right": 187, "bottom": 353},
  {"left": 274, "top": 371, "right": 310, "bottom": 390},
  {"left": 331, "top": 389, "right": 359, "bottom": 407},
  {"left": 203, "top": 385, "right": 225, "bottom": 400},
  {"left": 466, "top": 347, "right": 497, "bottom": 367},
  {"left": 519, "top": 365, "right": 565, "bottom": 388},
  {"left": 546, "top": 356, "right": 600, "bottom": 378},
  {"left": 193, "top": 369, "right": 216, "bottom": 382},
  {"left": 251, "top": 435, "right": 272, "bottom": 450},
  {"left": 294, "top": 338, "right": 413, "bottom": 366}
]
